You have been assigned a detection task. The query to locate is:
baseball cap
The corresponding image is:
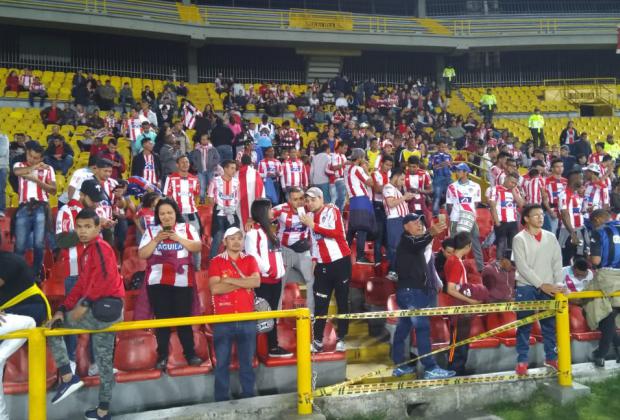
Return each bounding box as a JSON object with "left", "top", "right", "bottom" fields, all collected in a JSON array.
[
  {"left": 305, "top": 187, "right": 323, "bottom": 199},
  {"left": 223, "top": 227, "right": 242, "bottom": 240},
  {"left": 585, "top": 163, "right": 601, "bottom": 175},
  {"left": 80, "top": 179, "right": 106, "bottom": 202},
  {"left": 403, "top": 213, "right": 425, "bottom": 225},
  {"left": 453, "top": 162, "right": 472, "bottom": 173}
]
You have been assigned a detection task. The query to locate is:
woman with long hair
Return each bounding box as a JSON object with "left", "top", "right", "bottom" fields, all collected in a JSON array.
[
  {"left": 244, "top": 199, "right": 292, "bottom": 358},
  {"left": 138, "top": 197, "right": 203, "bottom": 369}
]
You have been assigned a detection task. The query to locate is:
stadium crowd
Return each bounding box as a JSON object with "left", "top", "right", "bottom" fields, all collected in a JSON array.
[{"left": 1, "top": 67, "right": 620, "bottom": 419}]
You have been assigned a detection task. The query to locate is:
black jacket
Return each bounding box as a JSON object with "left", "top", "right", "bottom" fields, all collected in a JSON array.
[
  {"left": 210, "top": 124, "right": 234, "bottom": 148},
  {"left": 395, "top": 232, "right": 434, "bottom": 290},
  {"left": 44, "top": 141, "right": 74, "bottom": 159},
  {"left": 131, "top": 152, "right": 162, "bottom": 184}
]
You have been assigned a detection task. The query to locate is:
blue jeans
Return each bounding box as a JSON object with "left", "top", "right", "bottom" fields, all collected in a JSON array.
[
  {"left": 315, "top": 183, "right": 331, "bottom": 204},
  {"left": 329, "top": 179, "right": 347, "bottom": 213},
  {"left": 44, "top": 155, "right": 73, "bottom": 175},
  {"left": 515, "top": 285, "right": 557, "bottom": 363},
  {"left": 216, "top": 145, "right": 233, "bottom": 161},
  {"left": 197, "top": 171, "right": 213, "bottom": 202},
  {"left": 386, "top": 217, "right": 403, "bottom": 271},
  {"left": 543, "top": 211, "right": 559, "bottom": 236},
  {"left": 432, "top": 176, "right": 451, "bottom": 216},
  {"left": 392, "top": 288, "right": 438, "bottom": 371},
  {"left": 0, "top": 168, "right": 6, "bottom": 212},
  {"left": 372, "top": 203, "right": 386, "bottom": 263},
  {"left": 14, "top": 205, "right": 46, "bottom": 277},
  {"left": 213, "top": 321, "right": 257, "bottom": 402}
]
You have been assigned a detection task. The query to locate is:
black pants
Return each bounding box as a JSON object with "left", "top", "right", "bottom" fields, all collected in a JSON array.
[
  {"left": 448, "top": 315, "right": 471, "bottom": 375},
  {"left": 148, "top": 284, "right": 196, "bottom": 360},
  {"left": 494, "top": 221, "right": 518, "bottom": 261},
  {"left": 313, "top": 257, "right": 352, "bottom": 341},
  {"left": 372, "top": 202, "right": 387, "bottom": 263},
  {"left": 595, "top": 308, "right": 620, "bottom": 358},
  {"left": 530, "top": 128, "right": 545, "bottom": 149},
  {"left": 255, "top": 281, "right": 282, "bottom": 349}
]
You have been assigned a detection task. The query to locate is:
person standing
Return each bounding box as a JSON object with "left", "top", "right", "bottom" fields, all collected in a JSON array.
[
  {"left": 191, "top": 134, "right": 220, "bottom": 205},
  {"left": 488, "top": 173, "right": 525, "bottom": 261},
  {"left": 543, "top": 158, "right": 566, "bottom": 235},
  {"left": 210, "top": 117, "right": 235, "bottom": 161},
  {"left": 208, "top": 227, "right": 260, "bottom": 401},
  {"left": 528, "top": 108, "right": 545, "bottom": 149},
  {"left": 479, "top": 88, "right": 497, "bottom": 123},
  {"left": 442, "top": 64, "right": 456, "bottom": 97},
  {"left": 513, "top": 204, "right": 564, "bottom": 376},
  {"left": 383, "top": 168, "right": 414, "bottom": 281},
  {"left": 207, "top": 160, "right": 240, "bottom": 259},
  {"left": 131, "top": 137, "right": 162, "bottom": 190},
  {"left": 345, "top": 148, "right": 375, "bottom": 265},
  {"left": 326, "top": 141, "right": 348, "bottom": 212},
  {"left": 258, "top": 146, "right": 282, "bottom": 206},
  {"left": 428, "top": 140, "right": 452, "bottom": 216},
  {"left": 404, "top": 156, "right": 433, "bottom": 225},
  {"left": 391, "top": 213, "right": 455, "bottom": 379},
  {"left": 0, "top": 131, "right": 8, "bottom": 218},
  {"left": 237, "top": 155, "right": 266, "bottom": 228},
  {"left": 371, "top": 155, "right": 393, "bottom": 268},
  {"left": 163, "top": 156, "right": 202, "bottom": 270},
  {"left": 310, "top": 143, "right": 332, "bottom": 203},
  {"left": 300, "top": 187, "right": 351, "bottom": 353},
  {"left": 280, "top": 148, "right": 308, "bottom": 194},
  {"left": 46, "top": 209, "right": 124, "bottom": 420},
  {"left": 558, "top": 173, "right": 587, "bottom": 266}
]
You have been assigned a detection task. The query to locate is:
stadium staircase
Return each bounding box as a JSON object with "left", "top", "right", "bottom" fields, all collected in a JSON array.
[{"left": 305, "top": 55, "right": 343, "bottom": 83}]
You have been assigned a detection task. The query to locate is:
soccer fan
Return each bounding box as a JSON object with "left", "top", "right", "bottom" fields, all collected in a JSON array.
[
  {"left": 346, "top": 148, "right": 375, "bottom": 265},
  {"left": 300, "top": 187, "right": 351, "bottom": 353},
  {"left": 258, "top": 146, "right": 282, "bottom": 205},
  {"left": 237, "top": 154, "right": 265, "bottom": 227},
  {"left": 326, "top": 141, "right": 348, "bottom": 212},
  {"left": 404, "top": 156, "right": 432, "bottom": 224},
  {"left": 191, "top": 134, "right": 220, "bottom": 205},
  {"left": 13, "top": 141, "right": 57, "bottom": 281},
  {"left": 43, "top": 135, "right": 74, "bottom": 176},
  {"left": 383, "top": 168, "right": 414, "bottom": 281},
  {"left": 131, "top": 137, "right": 161, "bottom": 189},
  {"left": 235, "top": 140, "right": 258, "bottom": 168},
  {"left": 279, "top": 120, "right": 300, "bottom": 150},
  {"left": 557, "top": 258, "right": 593, "bottom": 293},
  {"left": 208, "top": 227, "right": 260, "bottom": 401},
  {"left": 481, "top": 251, "right": 516, "bottom": 303},
  {"left": 310, "top": 143, "right": 332, "bottom": 203},
  {"left": 97, "top": 138, "right": 126, "bottom": 180},
  {"left": 47, "top": 209, "right": 124, "bottom": 420},
  {"left": 163, "top": 156, "right": 202, "bottom": 269},
  {"left": 124, "top": 108, "right": 143, "bottom": 148},
  {"left": 428, "top": 140, "right": 452, "bottom": 216},
  {"left": 371, "top": 155, "right": 393, "bottom": 267},
  {"left": 391, "top": 213, "right": 455, "bottom": 379},
  {"left": 513, "top": 204, "right": 564, "bottom": 376},
  {"left": 489, "top": 151, "right": 509, "bottom": 188},
  {"left": 280, "top": 148, "right": 308, "bottom": 193},
  {"left": 207, "top": 160, "right": 240, "bottom": 259},
  {"left": 584, "top": 163, "right": 610, "bottom": 213},
  {"left": 138, "top": 100, "right": 158, "bottom": 128},
  {"left": 588, "top": 142, "right": 608, "bottom": 165},
  {"left": 543, "top": 158, "right": 567, "bottom": 235},
  {"left": 446, "top": 163, "right": 484, "bottom": 272},
  {"left": 559, "top": 121, "right": 579, "bottom": 146},
  {"left": 28, "top": 76, "right": 47, "bottom": 108},
  {"left": 558, "top": 172, "right": 587, "bottom": 265},
  {"left": 134, "top": 121, "right": 157, "bottom": 156},
  {"left": 488, "top": 173, "right": 525, "bottom": 261},
  {"left": 521, "top": 163, "right": 546, "bottom": 204}
]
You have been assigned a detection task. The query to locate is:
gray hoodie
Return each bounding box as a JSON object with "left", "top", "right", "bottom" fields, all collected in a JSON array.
[{"left": 0, "top": 134, "right": 9, "bottom": 170}]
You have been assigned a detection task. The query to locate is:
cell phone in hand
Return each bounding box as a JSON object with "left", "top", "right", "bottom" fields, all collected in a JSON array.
[
  {"left": 297, "top": 207, "right": 306, "bottom": 217},
  {"left": 163, "top": 226, "right": 173, "bottom": 232}
]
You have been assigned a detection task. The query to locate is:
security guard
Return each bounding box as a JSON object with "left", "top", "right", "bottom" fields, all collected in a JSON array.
[
  {"left": 586, "top": 209, "right": 620, "bottom": 367},
  {"left": 442, "top": 64, "right": 456, "bottom": 97},
  {"left": 528, "top": 108, "right": 545, "bottom": 149},
  {"left": 479, "top": 88, "right": 497, "bottom": 123}
]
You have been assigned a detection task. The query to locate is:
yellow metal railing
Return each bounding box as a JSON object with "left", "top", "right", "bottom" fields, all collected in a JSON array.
[{"left": 1, "top": 308, "right": 312, "bottom": 420}]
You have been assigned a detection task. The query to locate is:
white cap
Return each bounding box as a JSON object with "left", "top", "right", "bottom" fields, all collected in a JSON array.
[
  {"left": 223, "top": 227, "right": 243, "bottom": 239},
  {"left": 585, "top": 163, "right": 601, "bottom": 175}
]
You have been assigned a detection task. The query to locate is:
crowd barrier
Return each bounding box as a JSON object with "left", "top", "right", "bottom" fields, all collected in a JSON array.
[{"left": 1, "top": 291, "right": 619, "bottom": 419}]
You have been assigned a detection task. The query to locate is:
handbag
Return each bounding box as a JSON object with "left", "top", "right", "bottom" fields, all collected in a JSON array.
[
  {"left": 91, "top": 297, "right": 123, "bottom": 322},
  {"left": 254, "top": 296, "right": 274, "bottom": 333},
  {"left": 287, "top": 238, "right": 311, "bottom": 253}
]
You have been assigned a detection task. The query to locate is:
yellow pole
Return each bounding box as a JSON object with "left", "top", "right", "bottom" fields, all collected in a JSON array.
[
  {"left": 295, "top": 308, "right": 313, "bottom": 415},
  {"left": 28, "top": 328, "right": 47, "bottom": 420},
  {"left": 555, "top": 292, "right": 572, "bottom": 387}
]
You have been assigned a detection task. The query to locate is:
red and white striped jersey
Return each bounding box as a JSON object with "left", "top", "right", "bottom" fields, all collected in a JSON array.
[
  {"left": 125, "top": 117, "right": 142, "bottom": 142},
  {"left": 564, "top": 128, "right": 578, "bottom": 145},
  {"left": 404, "top": 169, "right": 431, "bottom": 192},
  {"left": 273, "top": 203, "right": 309, "bottom": 248},
  {"left": 545, "top": 176, "right": 568, "bottom": 212},
  {"left": 584, "top": 181, "right": 610, "bottom": 211},
  {"left": 140, "top": 223, "right": 198, "bottom": 287},
  {"left": 490, "top": 165, "right": 503, "bottom": 187},
  {"left": 280, "top": 159, "right": 308, "bottom": 189},
  {"left": 489, "top": 185, "right": 519, "bottom": 223},
  {"left": 68, "top": 167, "right": 94, "bottom": 200},
  {"left": 346, "top": 165, "right": 370, "bottom": 198},
  {"left": 143, "top": 153, "right": 158, "bottom": 186},
  {"left": 309, "top": 204, "right": 351, "bottom": 264},
  {"left": 55, "top": 199, "right": 85, "bottom": 277},
  {"left": 495, "top": 170, "right": 506, "bottom": 187},
  {"left": 237, "top": 165, "right": 265, "bottom": 227},
  {"left": 371, "top": 170, "right": 390, "bottom": 202},
  {"left": 13, "top": 162, "right": 56, "bottom": 203},
  {"left": 208, "top": 176, "right": 240, "bottom": 216},
  {"left": 588, "top": 153, "right": 607, "bottom": 165},
  {"left": 236, "top": 150, "right": 258, "bottom": 167},
  {"left": 164, "top": 173, "right": 200, "bottom": 215},
  {"left": 522, "top": 175, "right": 545, "bottom": 203},
  {"left": 558, "top": 188, "right": 585, "bottom": 229},
  {"left": 96, "top": 177, "right": 118, "bottom": 220},
  {"left": 258, "top": 158, "right": 281, "bottom": 179},
  {"left": 182, "top": 102, "right": 202, "bottom": 129},
  {"left": 446, "top": 180, "right": 481, "bottom": 222},
  {"left": 326, "top": 153, "right": 346, "bottom": 184},
  {"left": 382, "top": 183, "right": 408, "bottom": 219},
  {"left": 244, "top": 225, "right": 285, "bottom": 283}
]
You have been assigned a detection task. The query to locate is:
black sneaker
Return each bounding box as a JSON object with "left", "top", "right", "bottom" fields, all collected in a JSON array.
[
  {"left": 84, "top": 408, "right": 111, "bottom": 420},
  {"left": 269, "top": 346, "right": 294, "bottom": 358},
  {"left": 156, "top": 358, "right": 167, "bottom": 371},
  {"left": 187, "top": 356, "right": 203, "bottom": 366},
  {"left": 590, "top": 351, "right": 605, "bottom": 368},
  {"left": 356, "top": 257, "right": 373, "bottom": 265},
  {"left": 51, "top": 375, "right": 84, "bottom": 405}
]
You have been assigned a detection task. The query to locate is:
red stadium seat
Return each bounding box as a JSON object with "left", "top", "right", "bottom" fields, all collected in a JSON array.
[
  {"left": 365, "top": 276, "right": 395, "bottom": 307},
  {"left": 463, "top": 259, "right": 482, "bottom": 284},
  {"left": 3, "top": 345, "right": 57, "bottom": 394},
  {"left": 351, "top": 259, "right": 375, "bottom": 289},
  {"left": 469, "top": 315, "right": 500, "bottom": 349},
  {"left": 120, "top": 257, "right": 146, "bottom": 283},
  {"left": 197, "top": 205, "right": 213, "bottom": 238},
  {"left": 114, "top": 330, "right": 162, "bottom": 383},
  {"left": 485, "top": 312, "right": 536, "bottom": 346},
  {"left": 569, "top": 304, "right": 601, "bottom": 341},
  {"left": 166, "top": 330, "right": 213, "bottom": 377},
  {"left": 476, "top": 208, "right": 493, "bottom": 241},
  {"left": 410, "top": 316, "right": 450, "bottom": 349},
  {"left": 0, "top": 213, "right": 13, "bottom": 251},
  {"left": 122, "top": 245, "right": 139, "bottom": 262}
]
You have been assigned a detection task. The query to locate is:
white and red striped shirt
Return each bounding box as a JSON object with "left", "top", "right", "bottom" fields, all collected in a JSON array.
[
  {"left": 68, "top": 167, "right": 94, "bottom": 200},
  {"left": 309, "top": 204, "right": 351, "bottom": 264},
  {"left": 404, "top": 169, "right": 431, "bottom": 192},
  {"left": 522, "top": 175, "right": 545, "bottom": 204},
  {"left": 208, "top": 176, "right": 240, "bottom": 216},
  {"left": 489, "top": 185, "right": 519, "bottom": 223},
  {"left": 563, "top": 128, "right": 578, "bottom": 145},
  {"left": 164, "top": 173, "right": 200, "bottom": 215},
  {"left": 236, "top": 150, "right": 258, "bottom": 167},
  {"left": 346, "top": 165, "right": 370, "bottom": 198},
  {"left": 280, "top": 159, "right": 308, "bottom": 189},
  {"left": 55, "top": 200, "right": 85, "bottom": 277},
  {"left": 273, "top": 203, "right": 309, "bottom": 248},
  {"left": 143, "top": 153, "right": 158, "bottom": 185},
  {"left": 96, "top": 177, "right": 118, "bottom": 220},
  {"left": 326, "top": 153, "right": 346, "bottom": 184},
  {"left": 558, "top": 188, "right": 584, "bottom": 229},
  {"left": 382, "top": 183, "right": 408, "bottom": 219},
  {"left": 140, "top": 223, "right": 198, "bottom": 287},
  {"left": 371, "top": 170, "right": 390, "bottom": 202},
  {"left": 237, "top": 165, "right": 265, "bottom": 227},
  {"left": 446, "top": 180, "right": 481, "bottom": 222},
  {"left": 545, "top": 176, "right": 567, "bottom": 214},
  {"left": 588, "top": 153, "right": 607, "bottom": 165},
  {"left": 584, "top": 181, "right": 610, "bottom": 212},
  {"left": 490, "top": 165, "right": 503, "bottom": 187},
  {"left": 182, "top": 102, "right": 202, "bottom": 129},
  {"left": 244, "top": 225, "right": 285, "bottom": 284},
  {"left": 258, "top": 158, "right": 281, "bottom": 180},
  {"left": 13, "top": 162, "right": 56, "bottom": 203},
  {"left": 125, "top": 117, "right": 142, "bottom": 142}
]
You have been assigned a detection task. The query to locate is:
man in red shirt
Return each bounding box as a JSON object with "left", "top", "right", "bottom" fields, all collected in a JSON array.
[
  {"left": 208, "top": 227, "right": 260, "bottom": 402},
  {"left": 46, "top": 209, "right": 125, "bottom": 420}
]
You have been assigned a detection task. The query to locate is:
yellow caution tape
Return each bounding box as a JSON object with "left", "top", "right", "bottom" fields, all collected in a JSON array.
[
  {"left": 314, "top": 309, "right": 555, "bottom": 397},
  {"left": 313, "top": 300, "right": 559, "bottom": 320}
]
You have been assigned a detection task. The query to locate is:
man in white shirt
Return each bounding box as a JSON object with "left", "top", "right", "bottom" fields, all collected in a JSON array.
[
  {"left": 335, "top": 93, "right": 348, "bottom": 109},
  {"left": 557, "top": 258, "right": 593, "bottom": 293}
]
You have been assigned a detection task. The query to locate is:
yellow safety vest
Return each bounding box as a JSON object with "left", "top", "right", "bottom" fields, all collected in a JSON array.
[
  {"left": 0, "top": 284, "right": 52, "bottom": 321},
  {"left": 605, "top": 142, "right": 620, "bottom": 159},
  {"left": 443, "top": 67, "right": 456, "bottom": 81},
  {"left": 367, "top": 149, "right": 380, "bottom": 170},
  {"left": 480, "top": 94, "right": 496, "bottom": 107},
  {"left": 528, "top": 114, "right": 544, "bottom": 131}
]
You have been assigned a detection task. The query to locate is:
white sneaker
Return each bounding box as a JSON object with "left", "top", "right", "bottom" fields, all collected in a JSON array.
[
  {"left": 87, "top": 363, "right": 99, "bottom": 377},
  {"left": 0, "top": 211, "right": 5, "bottom": 218},
  {"left": 311, "top": 340, "right": 324, "bottom": 353},
  {"left": 69, "top": 360, "right": 76, "bottom": 375},
  {"left": 335, "top": 340, "right": 346, "bottom": 352},
  {"left": 386, "top": 271, "right": 398, "bottom": 282}
]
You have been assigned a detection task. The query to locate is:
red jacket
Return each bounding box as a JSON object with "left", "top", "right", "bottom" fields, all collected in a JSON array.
[{"left": 62, "top": 236, "right": 125, "bottom": 311}]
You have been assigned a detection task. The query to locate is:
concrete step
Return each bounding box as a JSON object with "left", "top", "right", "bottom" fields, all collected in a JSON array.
[{"left": 344, "top": 331, "right": 391, "bottom": 364}]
